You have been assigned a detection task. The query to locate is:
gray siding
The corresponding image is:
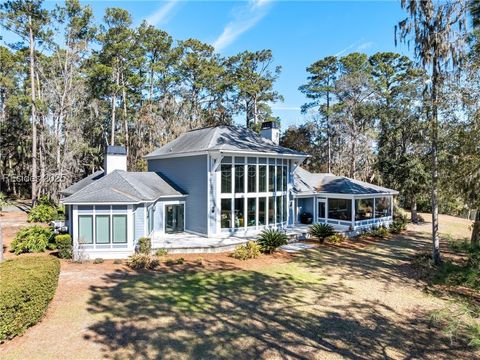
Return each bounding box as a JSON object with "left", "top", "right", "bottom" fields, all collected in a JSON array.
[
  {"left": 297, "top": 197, "right": 315, "bottom": 222},
  {"left": 134, "top": 205, "right": 145, "bottom": 242},
  {"left": 148, "top": 155, "right": 208, "bottom": 235}
]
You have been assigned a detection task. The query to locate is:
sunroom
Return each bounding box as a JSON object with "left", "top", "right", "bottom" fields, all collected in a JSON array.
[{"left": 293, "top": 167, "right": 398, "bottom": 233}]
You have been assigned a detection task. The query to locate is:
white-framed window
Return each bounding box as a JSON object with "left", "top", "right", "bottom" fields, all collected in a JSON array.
[{"left": 219, "top": 156, "right": 289, "bottom": 230}]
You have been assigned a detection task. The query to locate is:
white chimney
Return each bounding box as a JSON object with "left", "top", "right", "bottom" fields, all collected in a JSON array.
[
  {"left": 104, "top": 146, "right": 127, "bottom": 175},
  {"left": 260, "top": 121, "right": 280, "bottom": 145}
]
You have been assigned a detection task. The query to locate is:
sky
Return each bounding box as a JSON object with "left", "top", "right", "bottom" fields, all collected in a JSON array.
[{"left": 2, "top": 0, "right": 413, "bottom": 130}]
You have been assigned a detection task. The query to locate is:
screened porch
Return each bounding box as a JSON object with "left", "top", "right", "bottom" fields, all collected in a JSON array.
[{"left": 295, "top": 195, "right": 394, "bottom": 232}]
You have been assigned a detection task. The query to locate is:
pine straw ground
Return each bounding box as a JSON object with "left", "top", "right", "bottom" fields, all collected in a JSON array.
[{"left": 0, "top": 213, "right": 479, "bottom": 359}]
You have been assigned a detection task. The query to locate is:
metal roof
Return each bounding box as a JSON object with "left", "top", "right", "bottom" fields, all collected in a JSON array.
[
  {"left": 294, "top": 167, "right": 398, "bottom": 196},
  {"left": 145, "top": 125, "right": 308, "bottom": 158},
  {"left": 62, "top": 170, "right": 185, "bottom": 204}
]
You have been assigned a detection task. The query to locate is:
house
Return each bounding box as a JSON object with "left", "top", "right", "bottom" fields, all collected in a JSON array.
[{"left": 61, "top": 122, "right": 398, "bottom": 259}]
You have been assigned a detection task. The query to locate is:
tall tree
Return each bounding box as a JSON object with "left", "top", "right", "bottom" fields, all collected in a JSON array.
[
  {"left": 397, "top": 0, "right": 469, "bottom": 264},
  {"left": 228, "top": 50, "right": 282, "bottom": 128},
  {"left": 0, "top": 0, "right": 49, "bottom": 203},
  {"left": 299, "top": 56, "right": 338, "bottom": 172},
  {"left": 370, "top": 52, "right": 429, "bottom": 223}
]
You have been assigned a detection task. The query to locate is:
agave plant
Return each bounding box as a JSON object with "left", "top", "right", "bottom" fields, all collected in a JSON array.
[
  {"left": 257, "top": 229, "right": 288, "bottom": 254},
  {"left": 309, "top": 223, "right": 335, "bottom": 242}
]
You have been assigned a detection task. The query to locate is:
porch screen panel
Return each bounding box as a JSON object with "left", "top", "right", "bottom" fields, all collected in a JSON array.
[
  {"left": 258, "top": 197, "right": 266, "bottom": 225},
  {"left": 113, "top": 215, "right": 127, "bottom": 243},
  {"left": 375, "top": 197, "right": 391, "bottom": 217},
  {"left": 221, "top": 199, "right": 232, "bottom": 229},
  {"left": 247, "top": 198, "right": 256, "bottom": 226},
  {"left": 355, "top": 199, "right": 374, "bottom": 220},
  {"left": 78, "top": 215, "right": 93, "bottom": 244},
  {"left": 95, "top": 215, "right": 110, "bottom": 244},
  {"left": 328, "top": 199, "right": 352, "bottom": 221}
]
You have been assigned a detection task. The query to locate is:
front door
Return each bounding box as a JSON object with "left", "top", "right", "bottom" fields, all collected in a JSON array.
[
  {"left": 165, "top": 204, "right": 185, "bottom": 234},
  {"left": 317, "top": 199, "right": 326, "bottom": 222}
]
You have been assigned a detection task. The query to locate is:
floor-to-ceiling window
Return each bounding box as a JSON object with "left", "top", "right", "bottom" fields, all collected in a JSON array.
[{"left": 219, "top": 156, "right": 289, "bottom": 231}]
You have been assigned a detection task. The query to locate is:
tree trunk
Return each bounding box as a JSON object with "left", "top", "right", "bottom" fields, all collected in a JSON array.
[
  {"left": 110, "top": 70, "right": 119, "bottom": 146},
  {"left": 326, "top": 91, "right": 331, "bottom": 173},
  {"left": 471, "top": 210, "right": 480, "bottom": 249},
  {"left": 411, "top": 196, "right": 418, "bottom": 224},
  {"left": 431, "top": 60, "right": 441, "bottom": 265},
  {"left": 29, "top": 16, "right": 38, "bottom": 205},
  {"left": 253, "top": 94, "right": 258, "bottom": 126},
  {"left": 122, "top": 74, "right": 129, "bottom": 156}
]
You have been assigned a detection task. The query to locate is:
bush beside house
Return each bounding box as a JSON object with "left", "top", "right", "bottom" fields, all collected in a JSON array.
[
  {"left": 11, "top": 226, "right": 54, "bottom": 255},
  {"left": 0, "top": 256, "right": 60, "bottom": 341},
  {"left": 257, "top": 229, "right": 288, "bottom": 254}
]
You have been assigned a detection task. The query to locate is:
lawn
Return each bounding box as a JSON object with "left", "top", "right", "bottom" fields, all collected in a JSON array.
[{"left": 1, "top": 214, "right": 478, "bottom": 359}]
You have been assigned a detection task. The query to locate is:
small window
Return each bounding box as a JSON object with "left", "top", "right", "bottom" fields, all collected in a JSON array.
[
  {"left": 221, "top": 165, "right": 232, "bottom": 193},
  {"left": 78, "top": 215, "right": 93, "bottom": 244},
  {"left": 247, "top": 198, "right": 256, "bottom": 226},
  {"left": 268, "top": 196, "right": 275, "bottom": 224},
  {"left": 113, "top": 215, "right": 127, "bottom": 243},
  {"left": 221, "top": 199, "right": 232, "bottom": 229},
  {"left": 235, "top": 165, "right": 244, "bottom": 193},
  {"left": 95, "top": 215, "right": 110, "bottom": 244},
  {"left": 221, "top": 156, "right": 232, "bottom": 164},
  {"left": 258, "top": 197, "right": 266, "bottom": 225},
  {"left": 259, "top": 165, "right": 267, "bottom": 192},
  {"left": 247, "top": 157, "right": 257, "bottom": 164},
  {"left": 268, "top": 165, "right": 275, "bottom": 192},
  {"left": 247, "top": 165, "right": 256, "bottom": 193}
]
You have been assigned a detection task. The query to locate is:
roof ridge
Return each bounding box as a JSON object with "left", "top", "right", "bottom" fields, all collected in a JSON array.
[
  {"left": 65, "top": 170, "right": 104, "bottom": 198},
  {"left": 116, "top": 171, "right": 149, "bottom": 199}
]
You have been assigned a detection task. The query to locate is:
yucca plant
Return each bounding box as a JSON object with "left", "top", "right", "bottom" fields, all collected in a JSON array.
[
  {"left": 309, "top": 223, "right": 335, "bottom": 242},
  {"left": 257, "top": 229, "right": 288, "bottom": 254}
]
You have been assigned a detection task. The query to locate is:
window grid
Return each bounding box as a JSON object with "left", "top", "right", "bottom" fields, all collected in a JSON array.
[{"left": 219, "top": 156, "right": 289, "bottom": 230}]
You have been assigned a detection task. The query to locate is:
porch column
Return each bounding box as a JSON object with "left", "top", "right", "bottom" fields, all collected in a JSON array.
[
  {"left": 373, "top": 198, "right": 376, "bottom": 220},
  {"left": 391, "top": 196, "right": 394, "bottom": 219},
  {"left": 312, "top": 196, "right": 316, "bottom": 223},
  {"left": 351, "top": 197, "right": 355, "bottom": 230}
]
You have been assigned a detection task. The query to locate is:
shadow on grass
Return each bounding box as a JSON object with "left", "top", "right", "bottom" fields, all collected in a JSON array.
[{"left": 84, "top": 251, "right": 470, "bottom": 359}]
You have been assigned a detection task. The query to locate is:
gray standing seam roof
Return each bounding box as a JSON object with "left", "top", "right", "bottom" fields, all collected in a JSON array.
[
  {"left": 145, "top": 125, "right": 308, "bottom": 158},
  {"left": 62, "top": 170, "right": 185, "bottom": 204},
  {"left": 294, "top": 167, "right": 398, "bottom": 195}
]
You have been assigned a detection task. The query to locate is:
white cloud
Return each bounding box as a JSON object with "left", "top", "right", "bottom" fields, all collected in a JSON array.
[
  {"left": 146, "top": 0, "right": 178, "bottom": 26},
  {"left": 357, "top": 41, "right": 374, "bottom": 51},
  {"left": 213, "top": 0, "right": 272, "bottom": 52}
]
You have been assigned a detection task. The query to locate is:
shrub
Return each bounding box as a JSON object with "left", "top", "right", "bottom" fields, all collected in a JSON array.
[
  {"left": 325, "top": 233, "right": 347, "bottom": 244},
  {"left": 126, "top": 254, "right": 159, "bottom": 270},
  {"left": 155, "top": 248, "right": 168, "bottom": 257},
  {"left": 11, "top": 225, "right": 53, "bottom": 255},
  {"left": 195, "top": 257, "right": 204, "bottom": 265},
  {"left": 176, "top": 257, "right": 185, "bottom": 265},
  {"left": 231, "top": 241, "right": 261, "bottom": 260},
  {"left": 165, "top": 258, "right": 175, "bottom": 266},
  {"left": 55, "top": 234, "right": 72, "bottom": 259},
  {"left": 137, "top": 237, "right": 152, "bottom": 255},
  {"left": 309, "top": 223, "right": 335, "bottom": 242},
  {"left": 27, "top": 204, "right": 58, "bottom": 223},
  {"left": 257, "top": 229, "right": 288, "bottom": 254},
  {"left": 0, "top": 256, "right": 60, "bottom": 341},
  {"left": 371, "top": 226, "right": 390, "bottom": 239},
  {"left": 390, "top": 219, "right": 407, "bottom": 234},
  {"left": 93, "top": 258, "right": 104, "bottom": 264},
  {"left": 113, "top": 259, "right": 123, "bottom": 265}
]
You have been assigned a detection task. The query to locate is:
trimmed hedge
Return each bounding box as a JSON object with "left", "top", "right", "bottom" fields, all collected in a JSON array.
[
  {"left": 0, "top": 256, "right": 60, "bottom": 341},
  {"left": 55, "top": 234, "right": 72, "bottom": 259}
]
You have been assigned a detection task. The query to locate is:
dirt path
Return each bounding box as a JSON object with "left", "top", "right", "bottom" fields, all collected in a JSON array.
[{"left": 0, "top": 227, "right": 477, "bottom": 359}]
